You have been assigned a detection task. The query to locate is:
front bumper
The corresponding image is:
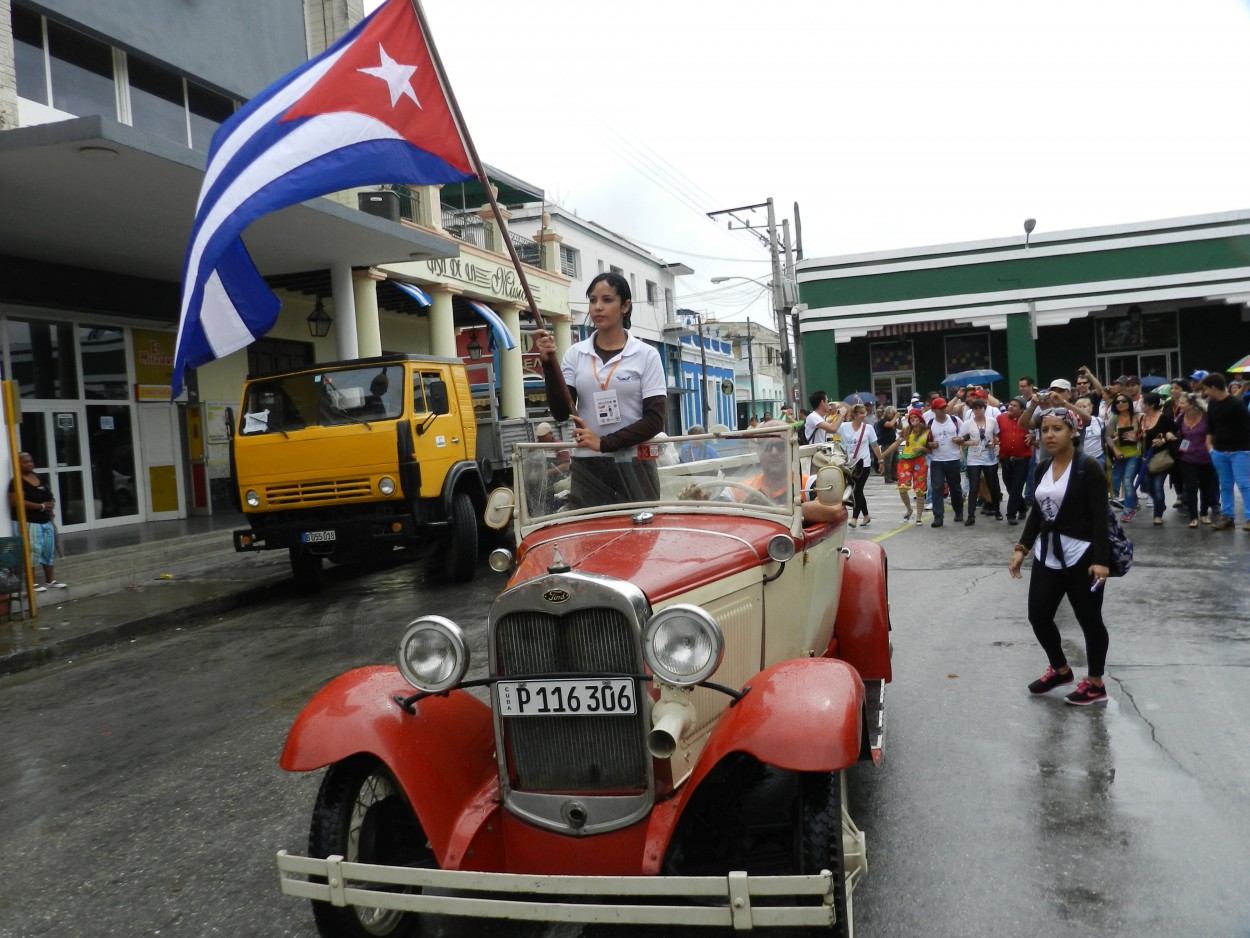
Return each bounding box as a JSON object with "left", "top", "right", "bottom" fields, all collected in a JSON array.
[{"left": 276, "top": 851, "right": 837, "bottom": 930}]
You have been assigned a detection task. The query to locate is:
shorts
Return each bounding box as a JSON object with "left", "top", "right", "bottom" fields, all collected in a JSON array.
[
  {"left": 896, "top": 456, "right": 928, "bottom": 496},
  {"left": 15, "top": 520, "right": 56, "bottom": 566}
]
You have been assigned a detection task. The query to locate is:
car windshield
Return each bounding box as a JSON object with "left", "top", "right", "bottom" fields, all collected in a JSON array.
[
  {"left": 239, "top": 365, "right": 404, "bottom": 434},
  {"left": 514, "top": 426, "right": 805, "bottom": 529}
]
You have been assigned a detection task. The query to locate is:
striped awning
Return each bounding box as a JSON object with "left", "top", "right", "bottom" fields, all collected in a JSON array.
[
  {"left": 465, "top": 299, "right": 518, "bottom": 351},
  {"left": 391, "top": 281, "right": 433, "bottom": 307},
  {"left": 867, "top": 319, "right": 958, "bottom": 337}
]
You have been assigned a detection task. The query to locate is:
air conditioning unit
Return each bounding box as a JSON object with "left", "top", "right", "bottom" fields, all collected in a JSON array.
[{"left": 358, "top": 190, "right": 400, "bottom": 223}]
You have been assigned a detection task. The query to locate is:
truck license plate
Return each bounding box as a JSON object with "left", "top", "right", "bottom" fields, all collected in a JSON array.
[
  {"left": 300, "top": 530, "right": 336, "bottom": 543},
  {"left": 498, "top": 679, "right": 636, "bottom": 717}
]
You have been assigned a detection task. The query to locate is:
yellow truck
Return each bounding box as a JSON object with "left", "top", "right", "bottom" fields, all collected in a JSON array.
[{"left": 230, "top": 354, "right": 488, "bottom": 589}]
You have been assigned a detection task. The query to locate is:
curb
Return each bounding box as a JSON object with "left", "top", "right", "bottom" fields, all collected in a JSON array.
[{"left": 0, "top": 576, "right": 291, "bottom": 678}]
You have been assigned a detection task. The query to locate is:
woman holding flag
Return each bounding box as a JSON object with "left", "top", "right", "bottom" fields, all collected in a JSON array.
[{"left": 533, "top": 272, "right": 668, "bottom": 508}]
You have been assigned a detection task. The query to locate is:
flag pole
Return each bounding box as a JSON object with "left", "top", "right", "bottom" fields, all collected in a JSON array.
[{"left": 407, "top": 0, "right": 575, "bottom": 415}]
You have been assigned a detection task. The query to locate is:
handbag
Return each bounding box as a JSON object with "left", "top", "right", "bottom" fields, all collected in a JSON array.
[{"left": 1146, "top": 447, "right": 1174, "bottom": 475}]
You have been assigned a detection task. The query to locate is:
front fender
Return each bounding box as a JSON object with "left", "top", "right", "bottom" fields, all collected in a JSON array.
[
  {"left": 831, "top": 539, "right": 892, "bottom": 681},
  {"left": 280, "top": 666, "right": 497, "bottom": 864},
  {"left": 640, "top": 657, "right": 865, "bottom": 874},
  {"left": 692, "top": 657, "right": 865, "bottom": 777}
]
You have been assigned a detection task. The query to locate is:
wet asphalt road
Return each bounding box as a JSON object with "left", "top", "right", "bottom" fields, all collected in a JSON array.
[{"left": 2, "top": 487, "right": 1249, "bottom": 938}]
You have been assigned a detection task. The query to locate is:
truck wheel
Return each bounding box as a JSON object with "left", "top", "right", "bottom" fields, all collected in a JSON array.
[
  {"left": 308, "top": 757, "right": 433, "bottom": 938},
  {"left": 442, "top": 491, "right": 477, "bottom": 583},
  {"left": 798, "top": 771, "right": 863, "bottom": 938},
  {"left": 289, "top": 547, "right": 323, "bottom": 592}
]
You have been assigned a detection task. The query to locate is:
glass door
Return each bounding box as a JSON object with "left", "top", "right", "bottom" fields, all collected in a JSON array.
[
  {"left": 873, "top": 373, "right": 915, "bottom": 409},
  {"left": 18, "top": 405, "right": 89, "bottom": 530}
]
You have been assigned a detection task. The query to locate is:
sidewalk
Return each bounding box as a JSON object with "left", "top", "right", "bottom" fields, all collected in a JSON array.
[{"left": 1, "top": 513, "right": 292, "bottom": 677}]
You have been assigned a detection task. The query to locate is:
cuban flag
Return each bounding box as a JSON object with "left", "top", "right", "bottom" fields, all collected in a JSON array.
[{"left": 173, "top": 0, "right": 476, "bottom": 395}]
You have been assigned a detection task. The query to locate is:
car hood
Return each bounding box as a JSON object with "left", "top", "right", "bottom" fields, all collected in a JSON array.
[{"left": 511, "top": 514, "right": 791, "bottom": 603}]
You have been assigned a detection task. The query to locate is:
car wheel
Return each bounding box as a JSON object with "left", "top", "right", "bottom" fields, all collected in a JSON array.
[
  {"left": 798, "top": 771, "right": 864, "bottom": 938},
  {"left": 308, "top": 757, "right": 433, "bottom": 938},
  {"left": 441, "top": 491, "right": 477, "bottom": 583},
  {"left": 289, "top": 547, "right": 323, "bottom": 592}
]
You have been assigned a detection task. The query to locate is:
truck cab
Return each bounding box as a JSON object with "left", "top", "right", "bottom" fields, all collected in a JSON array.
[{"left": 231, "top": 355, "right": 484, "bottom": 588}]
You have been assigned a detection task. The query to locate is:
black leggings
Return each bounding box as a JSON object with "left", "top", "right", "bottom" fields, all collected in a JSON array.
[
  {"left": 1027, "top": 548, "right": 1109, "bottom": 677},
  {"left": 849, "top": 464, "right": 870, "bottom": 520},
  {"left": 966, "top": 464, "right": 1002, "bottom": 512}
]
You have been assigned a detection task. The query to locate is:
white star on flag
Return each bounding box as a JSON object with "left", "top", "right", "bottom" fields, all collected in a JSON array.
[{"left": 358, "top": 43, "right": 422, "bottom": 108}]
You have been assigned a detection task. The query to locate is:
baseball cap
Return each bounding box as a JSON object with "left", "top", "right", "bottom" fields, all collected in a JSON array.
[
  {"left": 931, "top": 397, "right": 948, "bottom": 408},
  {"left": 1048, "top": 378, "right": 1072, "bottom": 392},
  {"left": 971, "top": 388, "right": 988, "bottom": 399},
  {"left": 1113, "top": 375, "right": 1131, "bottom": 385},
  {"left": 535, "top": 422, "right": 553, "bottom": 437},
  {"left": 1188, "top": 369, "right": 1209, "bottom": 381}
]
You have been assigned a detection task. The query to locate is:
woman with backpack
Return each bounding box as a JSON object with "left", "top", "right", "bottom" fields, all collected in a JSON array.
[{"left": 1008, "top": 408, "right": 1113, "bottom": 706}]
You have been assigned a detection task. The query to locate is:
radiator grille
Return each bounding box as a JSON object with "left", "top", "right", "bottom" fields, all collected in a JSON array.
[
  {"left": 496, "top": 608, "right": 647, "bottom": 792},
  {"left": 263, "top": 478, "right": 372, "bottom": 506}
]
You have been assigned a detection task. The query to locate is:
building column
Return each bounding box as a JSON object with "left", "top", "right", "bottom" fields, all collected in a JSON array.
[
  {"left": 533, "top": 212, "right": 564, "bottom": 275},
  {"left": 1006, "top": 309, "right": 1038, "bottom": 389},
  {"left": 353, "top": 268, "right": 384, "bottom": 358},
  {"left": 330, "top": 262, "right": 359, "bottom": 360},
  {"left": 426, "top": 285, "right": 460, "bottom": 358},
  {"left": 800, "top": 327, "right": 839, "bottom": 408},
  {"left": 499, "top": 303, "right": 525, "bottom": 419},
  {"left": 476, "top": 188, "right": 507, "bottom": 255},
  {"left": 553, "top": 315, "right": 572, "bottom": 361}
]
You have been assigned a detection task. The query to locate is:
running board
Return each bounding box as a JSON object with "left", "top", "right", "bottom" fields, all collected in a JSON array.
[{"left": 863, "top": 678, "right": 885, "bottom": 766}]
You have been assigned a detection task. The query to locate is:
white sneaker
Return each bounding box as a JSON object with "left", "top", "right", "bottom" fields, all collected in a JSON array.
[
  {"left": 34, "top": 584, "right": 47, "bottom": 593},
  {"left": 48, "top": 580, "right": 68, "bottom": 589}
]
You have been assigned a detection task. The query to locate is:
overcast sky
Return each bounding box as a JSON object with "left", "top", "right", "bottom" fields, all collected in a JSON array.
[{"left": 368, "top": 0, "right": 1250, "bottom": 323}]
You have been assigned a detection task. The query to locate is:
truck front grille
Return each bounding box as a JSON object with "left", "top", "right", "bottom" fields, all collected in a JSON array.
[
  {"left": 495, "top": 608, "right": 647, "bottom": 792},
  {"left": 264, "top": 478, "right": 372, "bottom": 506}
]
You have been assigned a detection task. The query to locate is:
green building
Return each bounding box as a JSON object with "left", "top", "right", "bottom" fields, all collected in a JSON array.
[{"left": 796, "top": 210, "right": 1250, "bottom": 407}]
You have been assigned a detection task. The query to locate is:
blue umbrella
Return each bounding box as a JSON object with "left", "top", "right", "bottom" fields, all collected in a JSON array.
[
  {"left": 843, "top": 391, "right": 877, "bottom": 405},
  {"left": 1138, "top": 375, "right": 1169, "bottom": 389},
  {"left": 943, "top": 368, "right": 1004, "bottom": 386}
]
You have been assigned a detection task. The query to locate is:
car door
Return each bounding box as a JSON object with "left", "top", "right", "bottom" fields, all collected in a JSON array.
[{"left": 409, "top": 365, "right": 469, "bottom": 498}]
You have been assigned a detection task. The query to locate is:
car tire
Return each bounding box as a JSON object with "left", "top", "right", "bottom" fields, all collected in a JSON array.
[
  {"left": 289, "top": 547, "right": 323, "bottom": 592},
  {"left": 798, "top": 771, "right": 860, "bottom": 938},
  {"left": 308, "top": 757, "right": 433, "bottom": 938},
  {"left": 441, "top": 491, "right": 477, "bottom": 583}
]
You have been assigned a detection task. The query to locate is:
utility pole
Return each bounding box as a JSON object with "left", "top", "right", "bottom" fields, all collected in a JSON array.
[
  {"left": 697, "top": 312, "right": 711, "bottom": 426},
  {"left": 782, "top": 218, "right": 804, "bottom": 407},
  {"left": 706, "top": 197, "right": 796, "bottom": 407},
  {"left": 745, "top": 318, "right": 756, "bottom": 420},
  {"left": 765, "top": 198, "right": 795, "bottom": 408}
]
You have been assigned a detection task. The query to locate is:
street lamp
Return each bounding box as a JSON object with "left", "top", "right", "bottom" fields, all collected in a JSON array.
[
  {"left": 466, "top": 329, "right": 483, "bottom": 361},
  {"left": 306, "top": 296, "right": 332, "bottom": 338}
]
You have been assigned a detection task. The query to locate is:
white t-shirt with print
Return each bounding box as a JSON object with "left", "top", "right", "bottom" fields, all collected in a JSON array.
[
  {"left": 926, "top": 414, "right": 963, "bottom": 461},
  {"left": 958, "top": 416, "right": 999, "bottom": 466},
  {"left": 561, "top": 333, "right": 666, "bottom": 456},
  {"left": 837, "top": 421, "right": 878, "bottom": 468}
]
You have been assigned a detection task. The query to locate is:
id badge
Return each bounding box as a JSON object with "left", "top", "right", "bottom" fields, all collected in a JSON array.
[
  {"left": 1179, "top": 438, "right": 1191, "bottom": 452},
  {"left": 593, "top": 388, "right": 622, "bottom": 427}
]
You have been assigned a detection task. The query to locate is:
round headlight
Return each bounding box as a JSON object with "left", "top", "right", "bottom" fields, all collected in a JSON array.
[
  {"left": 245, "top": 489, "right": 260, "bottom": 508},
  {"left": 643, "top": 604, "right": 724, "bottom": 686},
  {"left": 378, "top": 477, "right": 396, "bottom": 496},
  {"left": 396, "top": 616, "right": 468, "bottom": 693}
]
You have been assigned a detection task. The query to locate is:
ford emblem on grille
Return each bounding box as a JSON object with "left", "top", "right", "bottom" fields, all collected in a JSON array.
[{"left": 544, "top": 588, "right": 571, "bottom": 604}]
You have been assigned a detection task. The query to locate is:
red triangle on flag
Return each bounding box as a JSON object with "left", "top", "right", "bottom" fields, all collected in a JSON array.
[{"left": 281, "top": 0, "right": 472, "bottom": 175}]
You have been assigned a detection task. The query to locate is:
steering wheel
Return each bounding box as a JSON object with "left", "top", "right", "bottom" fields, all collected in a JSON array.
[{"left": 686, "top": 479, "right": 776, "bottom": 507}]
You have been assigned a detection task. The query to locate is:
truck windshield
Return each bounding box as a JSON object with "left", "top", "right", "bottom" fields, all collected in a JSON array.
[{"left": 239, "top": 365, "right": 403, "bottom": 434}]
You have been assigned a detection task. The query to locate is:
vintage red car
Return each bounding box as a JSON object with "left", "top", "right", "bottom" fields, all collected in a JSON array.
[{"left": 276, "top": 425, "right": 892, "bottom": 936}]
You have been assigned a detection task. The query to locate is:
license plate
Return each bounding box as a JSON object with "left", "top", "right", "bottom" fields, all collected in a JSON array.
[
  {"left": 300, "top": 530, "right": 336, "bottom": 543},
  {"left": 498, "top": 679, "right": 636, "bottom": 717}
]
